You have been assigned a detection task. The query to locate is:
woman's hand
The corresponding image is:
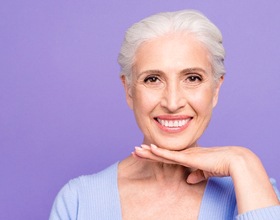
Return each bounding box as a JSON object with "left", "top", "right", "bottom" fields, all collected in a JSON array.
[
  {"left": 133, "top": 144, "right": 279, "bottom": 214},
  {"left": 135, "top": 144, "right": 245, "bottom": 184}
]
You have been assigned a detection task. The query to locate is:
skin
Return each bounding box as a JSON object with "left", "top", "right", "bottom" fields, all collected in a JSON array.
[
  {"left": 124, "top": 34, "right": 221, "bottom": 151},
  {"left": 119, "top": 33, "right": 279, "bottom": 219}
]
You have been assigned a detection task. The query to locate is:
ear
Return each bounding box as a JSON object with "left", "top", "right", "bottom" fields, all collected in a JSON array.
[
  {"left": 121, "top": 75, "right": 133, "bottom": 110},
  {"left": 212, "top": 76, "right": 224, "bottom": 108}
]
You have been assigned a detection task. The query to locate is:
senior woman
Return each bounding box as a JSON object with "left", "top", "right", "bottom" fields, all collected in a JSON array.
[{"left": 50, "top": 10, "right": 280, "bottom": 219}]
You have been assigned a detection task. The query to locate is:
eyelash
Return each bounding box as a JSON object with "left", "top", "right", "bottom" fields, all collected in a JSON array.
[
  {"left": 186, "top": 75, "right": 202, "bottom": 82},
  {"left": 143, "top": 74, "right": 202, "bottom": 85},
  {"left": 144, "top": 75, "right": 160, "bottom": 83}
]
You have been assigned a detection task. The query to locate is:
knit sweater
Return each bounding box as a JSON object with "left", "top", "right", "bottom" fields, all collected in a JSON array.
[{"left": 49, "top": 162, "right": 280, "bottom": 220}]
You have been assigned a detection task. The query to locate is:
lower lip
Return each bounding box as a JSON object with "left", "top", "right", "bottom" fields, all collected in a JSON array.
[{"left": 155, "top": 119, "right": 192, "bottom": 133}]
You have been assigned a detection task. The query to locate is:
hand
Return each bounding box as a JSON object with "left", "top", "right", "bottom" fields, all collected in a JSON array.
[
  {"left": 134, "top": 144, "right": 251, "bottom": 184},
  {"left": 133, "top": 144, "right": 279, "bottom": 213}
]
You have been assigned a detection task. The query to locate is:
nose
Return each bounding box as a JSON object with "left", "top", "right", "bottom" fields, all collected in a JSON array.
[{"left": 160, "top": 82, "right": 187, "bottom": 112}]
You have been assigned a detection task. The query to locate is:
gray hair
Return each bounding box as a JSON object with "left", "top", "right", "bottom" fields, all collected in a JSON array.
[{"left": 118, "top": 10, "right": 225, "bottom": 83}]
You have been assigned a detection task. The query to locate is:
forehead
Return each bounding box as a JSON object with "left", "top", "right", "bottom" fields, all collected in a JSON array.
[{"left": 133, "top": 33, "right": 211, "bottom": 75}]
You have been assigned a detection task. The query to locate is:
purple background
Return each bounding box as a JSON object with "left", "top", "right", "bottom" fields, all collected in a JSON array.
[{"left": 1, "top": 1, "right": 280, "bottom": 219}]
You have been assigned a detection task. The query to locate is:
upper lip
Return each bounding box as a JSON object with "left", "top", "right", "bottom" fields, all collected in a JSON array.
[{"left": 154, "top": 115, "right": 193, "bottom": 120}]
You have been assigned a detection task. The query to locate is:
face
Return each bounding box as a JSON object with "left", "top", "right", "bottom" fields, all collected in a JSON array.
[{"left": 122, "top": 34, "right": 223, "bottom": 151}]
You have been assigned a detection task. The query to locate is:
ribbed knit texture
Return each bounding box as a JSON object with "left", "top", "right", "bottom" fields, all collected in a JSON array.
[
  {"left": 198, "top": 177, "right": 237, "bottom": 219},
  {"left": 49, "top": 162, "right": 280, "bottom": 220},
  {"left": 50, "top": 163, "right": 122, "bottom": 219},
  {"left": 236, "top": 206, "right": 280, "bottom": 220}
]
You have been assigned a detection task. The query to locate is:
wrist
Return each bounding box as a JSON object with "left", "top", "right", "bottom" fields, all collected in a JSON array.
[{"left": 228, "top": 147, "right": 279, "bottom": 214}]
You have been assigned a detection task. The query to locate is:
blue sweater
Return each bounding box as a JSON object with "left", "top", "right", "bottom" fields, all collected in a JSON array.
[{"left": 50, "top": 162, "right": 280, "bottom": 219}]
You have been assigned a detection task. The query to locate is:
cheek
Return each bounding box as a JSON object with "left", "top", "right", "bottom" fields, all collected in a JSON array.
[
  {"left": 133, "top": 87, "right": 160, "bottom": 111},
  {"left": 189, "top": 88, "right": 215, "bottom": 114},
  {"left": 131, "top": 88, "right": 160, "bottom": 134}
]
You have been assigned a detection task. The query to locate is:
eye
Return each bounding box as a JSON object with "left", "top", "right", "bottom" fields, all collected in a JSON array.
[
  {"left": 142, "top": 75, "right": 163, "bottom": 88},
  {"left": 144, "top": 76, "right": 161, "bottom": 84},
  {"left": 186, "top": 75, "right": 202, "bottom": 82}
]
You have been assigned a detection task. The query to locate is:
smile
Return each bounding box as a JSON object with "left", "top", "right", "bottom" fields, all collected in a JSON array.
[
  {"left": 156, "top": 118, "right": 191, "bottom": 128},
  {"left": 154, "top": 115, "right": 193, "bottom": 133}
]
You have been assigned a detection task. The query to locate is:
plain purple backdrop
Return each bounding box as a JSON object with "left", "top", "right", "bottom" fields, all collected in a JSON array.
[{"left": 1, "top": 1, "right": 280, "bottom": 219}]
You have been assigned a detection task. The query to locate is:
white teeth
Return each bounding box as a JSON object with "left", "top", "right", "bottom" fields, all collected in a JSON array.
[
  {"left": 169, "top": 121, "right": 173, "bottom": 127},
  {"left": 157, "top": 118, "right": 190, "bottom": 128}
]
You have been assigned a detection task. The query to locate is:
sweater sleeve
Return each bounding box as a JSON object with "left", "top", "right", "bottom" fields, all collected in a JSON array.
[
  {"left": 235, "top": 178, "right": 280, "bottom": 220},
  {"left": 49, "top": 179, "right": 79, "bottom": 220}
]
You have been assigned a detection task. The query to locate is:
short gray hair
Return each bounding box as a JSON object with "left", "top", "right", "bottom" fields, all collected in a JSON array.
[{"left": 118, "top": 10, "right": 225, "bottom": 83}]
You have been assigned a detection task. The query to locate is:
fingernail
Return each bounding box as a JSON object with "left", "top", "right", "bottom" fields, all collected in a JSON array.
[
  {"left": 151, "top": 144, "right": 157, "bottom": 149},
  {"left": 141, "top": 144, "right": 150, "bottom": 149},
  {"left": 135, "top": 146, "right": 143, "bottom": 151}
]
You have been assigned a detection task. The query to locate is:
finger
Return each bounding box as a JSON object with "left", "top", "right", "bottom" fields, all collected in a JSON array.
[
  {"left": 150, "top": 145, "right": 220, "bottom": 170},
  {"left": 134, "top": 147, "right": 176, "bottom": 164},
  {"left": 150, "top": 144, "right": 194, "bottom": 167},
  {"left": 187, "top": 170, "right": 207, "bottom": 184},
  {"left": 150, "top": 145, "right": 232, "bottom": 178},
  {"left": 132, "top": 152, "right": 159, "bottom": 163},
  {"left": 132, "top": 150, "right": 164, "bottom": 163},
  {"left": 134, "top": 147, "right": 175, "bottom": 164},
  {"left": 141, "top": 144, "right": 151, "bottom": 150}
]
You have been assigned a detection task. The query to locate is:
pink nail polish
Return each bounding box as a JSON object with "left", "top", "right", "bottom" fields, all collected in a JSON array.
[
  {"left": 141, "top": 144, "right": 150, "bottom": 149},
  {"left": 151, "top": 144, "right": 157, "bottom": 149},
  {"left": 135, "top": 146, "right": 143, "bottom": 151}
]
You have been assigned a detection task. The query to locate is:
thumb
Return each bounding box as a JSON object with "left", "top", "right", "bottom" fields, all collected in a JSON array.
[{"left": 186, "top": 170, "right": 207, "bottom": 184}]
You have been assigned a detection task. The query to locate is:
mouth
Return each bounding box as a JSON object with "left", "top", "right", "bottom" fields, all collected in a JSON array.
[
  {"left": 154, "top": 116, "right": 193, "bottom": 132},
  {"left": 156, "top": 118, "right": 191, "bottom": 128}
]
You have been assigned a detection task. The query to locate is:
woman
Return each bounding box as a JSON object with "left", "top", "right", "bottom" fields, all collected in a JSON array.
[{"left": 50, "top": 10, "right": 280, "bottom": 219}]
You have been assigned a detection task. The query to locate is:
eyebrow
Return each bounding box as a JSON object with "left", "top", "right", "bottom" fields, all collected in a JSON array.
[
  {"left": 138, "top": 67, "right": 208, "bottom": 77},
  {"left": 180, "top": 68, "right": 208, "bottom": 75}
]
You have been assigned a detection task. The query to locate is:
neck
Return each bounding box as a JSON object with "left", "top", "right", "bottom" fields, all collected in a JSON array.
[
  {"left": 150, "top": 161, "right": 190, "bottom": 184},
  {"left": 119, "top": 155, "right": 190, "bottom": 184}
]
